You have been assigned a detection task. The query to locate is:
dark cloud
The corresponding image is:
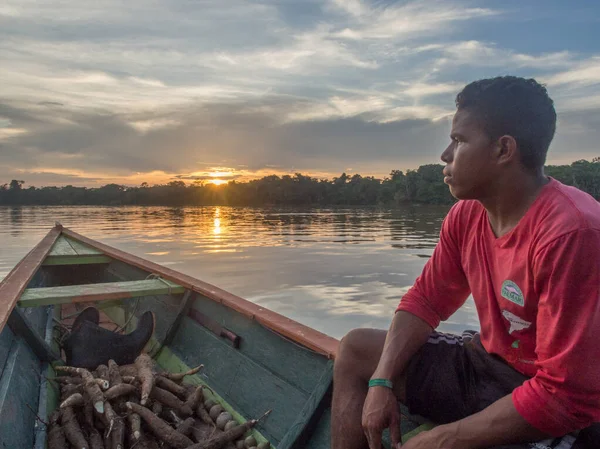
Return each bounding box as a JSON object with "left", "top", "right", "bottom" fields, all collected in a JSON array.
[
  {"left": 0, "top": 168, "right": 106, "bottom": 187},
  {"left": 1, "top": 93, "right": 597, "bottom": 186},
  {"left": 0, "top": 103, "right": 49, "bottom": 127},
  {"left": 0, "top": 97, "right": 452, "bottom": 180},
  {"left": 37, "top": 101, "right": 64, "bottom": 107}
]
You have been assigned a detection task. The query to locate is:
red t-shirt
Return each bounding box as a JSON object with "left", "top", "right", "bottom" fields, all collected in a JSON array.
[{"left": 397, "top": 177, "right": 600, "bottom": 436}]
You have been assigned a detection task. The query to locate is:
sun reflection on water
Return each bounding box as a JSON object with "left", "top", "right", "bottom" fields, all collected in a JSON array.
[{"left": 213, "top": 207, "right": 221, "bottom": 235}]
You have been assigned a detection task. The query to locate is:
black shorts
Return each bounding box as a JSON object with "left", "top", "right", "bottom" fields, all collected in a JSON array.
[{"left": 404, "top": 331, "right": 585, "bottom": 449}]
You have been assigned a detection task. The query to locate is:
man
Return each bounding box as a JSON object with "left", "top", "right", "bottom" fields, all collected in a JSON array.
[{"left": 331, "top": 76, "right": 600, "bottom": 449}]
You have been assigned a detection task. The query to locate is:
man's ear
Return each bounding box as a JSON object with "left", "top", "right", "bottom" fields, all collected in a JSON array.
[{"left": 496, "top": 135, "right": 518, "bottom": 165}]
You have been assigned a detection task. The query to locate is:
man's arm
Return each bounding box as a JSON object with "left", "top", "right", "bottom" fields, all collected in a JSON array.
[
  {"left": 371, "top": 311, "right": 433, "bottom": 387},
  {"left": 363, "top": 205, "right": 472, "bottom": 449},
  {"left": 410, "top": 395, "right": 551, "bottom": 449},
  {"left": 362, "top": 311, "right": 433, "bottom": 449}
]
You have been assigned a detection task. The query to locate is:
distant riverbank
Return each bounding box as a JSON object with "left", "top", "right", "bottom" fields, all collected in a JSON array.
[{"left": 2, "top": 159, "right": 597, "bottom": 208}]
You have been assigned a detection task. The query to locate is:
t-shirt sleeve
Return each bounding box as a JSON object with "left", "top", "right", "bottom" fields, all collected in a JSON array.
[
  {"left": 396, "top": 203, "right": 471, "bottom": 328},
  {"left": 512, "top": 228, "right": 600, "bottom": 436}
]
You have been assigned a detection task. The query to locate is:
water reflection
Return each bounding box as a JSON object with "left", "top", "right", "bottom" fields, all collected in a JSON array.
[
  {"left": 0, "top": 205, "right": 477, "bottom": 339},
  {"left": 10, "top": 206, "right": 23, "bottom": 237}
]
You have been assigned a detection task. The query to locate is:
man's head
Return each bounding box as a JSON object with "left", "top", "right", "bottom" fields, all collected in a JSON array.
[{"left": 441, "top": 76, "right": 557, "bottom": 200}]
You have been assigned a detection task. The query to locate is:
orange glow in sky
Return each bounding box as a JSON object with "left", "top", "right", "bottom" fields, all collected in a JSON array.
[{"left": 209, "top": 179, "right": 228, "bottom": 185}]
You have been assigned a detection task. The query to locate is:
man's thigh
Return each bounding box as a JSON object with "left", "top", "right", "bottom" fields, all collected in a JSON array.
[{"left": 403, "top": 331, "right": 581, "bottom": 449}]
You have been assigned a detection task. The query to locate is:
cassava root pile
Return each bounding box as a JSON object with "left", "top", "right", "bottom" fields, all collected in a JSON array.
[{"left": 48, "top": 354, "right": 271, "bottom": 449}]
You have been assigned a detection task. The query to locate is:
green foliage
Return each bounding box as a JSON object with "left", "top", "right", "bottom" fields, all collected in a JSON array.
[{"left": 2, "top": 159, "right": 600, "bottom": 207}]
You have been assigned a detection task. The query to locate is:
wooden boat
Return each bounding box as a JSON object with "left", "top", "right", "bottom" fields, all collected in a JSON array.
[{"left": 0, "top": 224, "right": 428, "bottom": 448}]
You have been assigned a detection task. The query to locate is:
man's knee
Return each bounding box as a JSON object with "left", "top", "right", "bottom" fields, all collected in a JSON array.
[
  {"left": 338, "top": 328, "right": 372, "bottom": 360},
  {"left": 335, "top": 328, "right": 386, "bottom": 374}
]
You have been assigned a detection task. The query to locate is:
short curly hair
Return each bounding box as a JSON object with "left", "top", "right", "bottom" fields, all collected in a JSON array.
[{"left": 456, "top": 76, "right": 557, "bottom": 171}]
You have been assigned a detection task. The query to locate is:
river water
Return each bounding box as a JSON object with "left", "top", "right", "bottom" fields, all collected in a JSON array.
[{"left": 0, "top": 205, "right": 479, "bottom": 339}]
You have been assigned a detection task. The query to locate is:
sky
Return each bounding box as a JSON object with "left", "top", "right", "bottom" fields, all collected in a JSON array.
[{"left": 1, "top": 0, "right": 600, "bottom": 187}]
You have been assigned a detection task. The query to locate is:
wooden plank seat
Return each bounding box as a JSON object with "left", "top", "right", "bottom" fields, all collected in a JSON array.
[
  {"left": 17, "top": 279, "right": 185, "bottom": 308},
  {"left": 43, "top": 235, "right": 112, "bottom": 266}
]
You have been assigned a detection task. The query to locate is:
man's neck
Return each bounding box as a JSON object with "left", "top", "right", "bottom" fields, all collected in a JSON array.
[{"left": 480, "top": 170, "right": 549, "bottom": 238}]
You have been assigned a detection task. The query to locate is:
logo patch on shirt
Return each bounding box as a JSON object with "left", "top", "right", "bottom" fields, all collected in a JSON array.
[
  {"left": 501, "top": 280, "right": 525, "bottom": 306},
  {"left": 502, "top": 310, "right": 532, "bottom": 334}
]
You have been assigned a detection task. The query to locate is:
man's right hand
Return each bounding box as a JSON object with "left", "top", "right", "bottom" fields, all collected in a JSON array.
[{"left": 362, "top": 385, "right": 402, "bottom": 449}]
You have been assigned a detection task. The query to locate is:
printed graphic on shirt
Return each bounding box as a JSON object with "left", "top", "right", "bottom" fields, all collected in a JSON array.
[
  {"left": 511, "top": 340, "right": 520, "bottom": 348},
  {"left": 502, "top": 310, "right": 532, "bottom": 334},
  {"left": 501, "top": 280, "right": 525, "bottom": 306}
]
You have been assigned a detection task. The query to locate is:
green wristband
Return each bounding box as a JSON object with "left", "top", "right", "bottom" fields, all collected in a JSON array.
[{"left": 368, "top": 378, "right": 394, "bottom": 389}]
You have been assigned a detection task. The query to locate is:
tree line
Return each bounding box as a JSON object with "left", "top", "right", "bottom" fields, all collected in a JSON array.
[{"left": 2, "top": 159, "right": 600, "bottom": 207}]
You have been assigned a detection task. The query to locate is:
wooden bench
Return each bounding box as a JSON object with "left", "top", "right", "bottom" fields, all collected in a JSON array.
[
  {"left": 43, "top": 235, "right": 112, "bottom": 266},
  {"left": 17, "top": 279, "right": 185, "bottom": 308}
]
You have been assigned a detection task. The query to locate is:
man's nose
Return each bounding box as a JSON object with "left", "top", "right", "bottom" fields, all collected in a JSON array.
[{"left": 440, "top": 143, "right": 453, "bottom": 163}]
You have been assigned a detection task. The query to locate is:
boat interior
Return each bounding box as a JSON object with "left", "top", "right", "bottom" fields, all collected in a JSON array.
[{"left": 0, "top": 225, "right": 428, "bottom": 448}]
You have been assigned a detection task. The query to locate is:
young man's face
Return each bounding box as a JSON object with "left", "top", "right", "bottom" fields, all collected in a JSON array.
[{"left": 440, "top": 108, "right": 498, "bottom": 200}]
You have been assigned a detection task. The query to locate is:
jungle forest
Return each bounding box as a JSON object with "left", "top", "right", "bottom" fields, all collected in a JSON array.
[{"left": 1, "top": 159, "right": 599, "bottom": 207}]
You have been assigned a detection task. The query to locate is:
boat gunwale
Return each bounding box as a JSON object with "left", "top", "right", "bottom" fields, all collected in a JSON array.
[
  {"left": 61, "top": 226, "right": 340, "bottom": 359},
  {"left": 0, "top": 225, "right": 62, "bottom": 334}
]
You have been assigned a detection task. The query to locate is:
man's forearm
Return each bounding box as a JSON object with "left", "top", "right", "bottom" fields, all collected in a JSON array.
[
  {"left": 440, "top": 394, "right": 551, "bottom": 449},
  {"left": 371, "top": 311, "right": 432, "bottom": 382}
]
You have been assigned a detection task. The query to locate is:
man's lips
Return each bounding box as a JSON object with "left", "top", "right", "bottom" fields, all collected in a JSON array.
[{"left": 443, "top": 169, "right": 452, "bottom": 184}]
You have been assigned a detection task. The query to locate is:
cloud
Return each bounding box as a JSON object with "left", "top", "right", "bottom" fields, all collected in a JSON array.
[
  {"left": 435, "top": 40, "right": 573, "bottom": 70},
  {"left": 1, "top": 0, "right": 600, "bottom": 186},
  {"left": 0, "top": 97, "right": 453, "bottom": 185},
  {"left": 0, "top": 127, "right": 27, "bottom": 140},
  {"left": 329, "top": 0, "right": 497, "bottom": 40},
  {"left": 542, "top": 57, "right": 600, "bottom": 87},
  {"left": 401, "top": 82, "right": 464, "bottom": 98}
]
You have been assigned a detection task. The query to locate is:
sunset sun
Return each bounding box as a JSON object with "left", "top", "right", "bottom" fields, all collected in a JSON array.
[{"left": 206, "top": 171, "right": 233, "bottom": 186}]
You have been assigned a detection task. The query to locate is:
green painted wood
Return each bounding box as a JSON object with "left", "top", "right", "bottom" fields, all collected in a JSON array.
[
  {"left": 0, "top": 326, "right": 15, "bottom": 379},
  {"left": 7, "top": 308, "right": 61, "bottom": 362},
  {"left": 300, "top": 407, "right": 331, "bottom": 449},
  {"left": 64, "top": 236, "right": 104, "bottom": 255},
  {"left": 299, "top": 407, "right": 425, "bottom": 449},
  {"left": 150, "top": 290, "right": 195, "bottom": 357},
  {"left": 118, "top": 293, "right": 185, "bottom": 342},
  {"left": 17, "top": 278, "right": 185, "bottom": 307},
  {"left": 48, "top": 236, "right": 77, "bottom": 256},
  {"left": 278, "top": 360, "right": 333, "bottom": 449},
  {"left": 34, "top": 305, "right": 62, "bottom": 449},
  {"left": 21, "top": 266, "right": 51, "bottom": 338},
  {"left": 106, "top": 259, "right": 152, "bottom": 282},
  {"left": 402, "top": 422, "right": 437, "bottom": 443},
  {"left": 43, "top": 254, "right": 112, "bottom": 266},
  {"left": 154, "top": 344, "right": 272, "bottom": 447},
  {"left": 33, "top": 363, "right": 57, "bottom": 449},
  {"left": 170, "top": 317, "right": 307, "bottom": 445},
  {"left": 102, "top": 304, "right": 274, "bottom": 446},
  {"left": 18, "top": 306, "right": 48, "bottom": 339},
  {"left": 0, "top": 336, "right": 42, "bottom": 449},
  {"left": 189, "top": 295, "right": 329, "bottom": 395},
  {"left": 44, "top": 235, "right": 110, "bottom": 265}
]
